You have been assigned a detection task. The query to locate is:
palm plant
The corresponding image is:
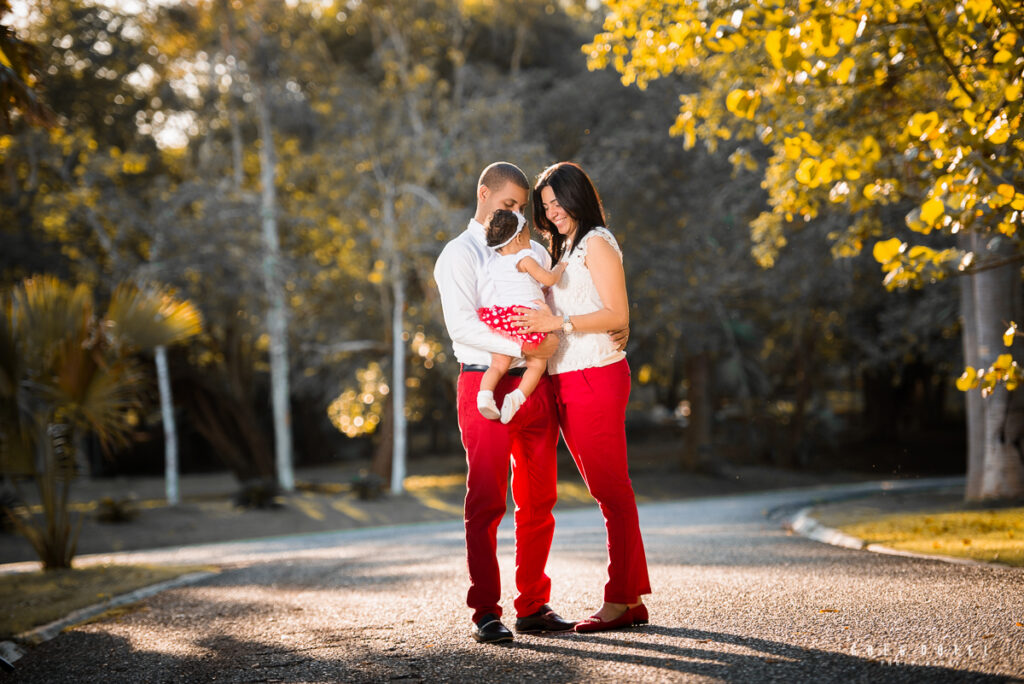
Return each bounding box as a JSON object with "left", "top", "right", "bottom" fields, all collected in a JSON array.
[{"left": 0, "top": 276, "right": 201, "bottom": 569}]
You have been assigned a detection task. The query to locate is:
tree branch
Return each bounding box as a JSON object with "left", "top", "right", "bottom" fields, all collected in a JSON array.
[
  {"left": 397, "top": 183, "right": 444, "bottom": 212},
  {"left": 959, "top": 250, "right": 1024, "bottom": 276},
  {"left": 920, "top": 13, "right": 975, "bottom": 103},
  {"left": 991, "top": 0, "right": 1024, "bottom": 38},
  {"left": 300, "top": 341, "right": 384, "bottom": 355}
]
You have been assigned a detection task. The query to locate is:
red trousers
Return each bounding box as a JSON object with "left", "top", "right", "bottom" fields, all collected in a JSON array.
[
  {"left": 551, "top": 359, "right": 651, "bottom": 604},
  {"left": 457, "top": 369, "right": 559, "bottom": 623}
]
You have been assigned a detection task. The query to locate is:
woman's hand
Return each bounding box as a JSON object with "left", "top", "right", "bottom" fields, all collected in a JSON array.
[
  {"left": 610, "top": 325, "right": 629, "bottom": 351},
  {"left": 512, "top": 301, "right": 560, "bottom": 334}
]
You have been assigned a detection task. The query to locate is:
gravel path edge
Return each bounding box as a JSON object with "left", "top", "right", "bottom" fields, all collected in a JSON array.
[{"left": 0, "top": 569, "right": 217, "bottom": 667}]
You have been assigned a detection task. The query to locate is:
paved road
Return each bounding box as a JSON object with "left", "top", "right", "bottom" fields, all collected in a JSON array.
[{"left": 8, "top": 486, "right": 1024, "bottom": 683}]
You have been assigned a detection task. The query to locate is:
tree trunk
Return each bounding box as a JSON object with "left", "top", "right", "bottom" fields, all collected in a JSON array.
[
  {"left": 960, "top": 234, "right": 985, "bottom": 499},
  {"left": 449, "top": 13, "right": 466, "bottom": 111},
  {"left": 155, "top": 345, "right": 179, "bottom": 505},
  {"left": 785, "top": 324, "right": 815, "bottom": 469},
  {"left": 371, "top": 397, "right": 393, "bottom": 483},
  {"left": 229, "top": 104, "right": 244, "bottom": 191},
  {"left": 381, "top": 190, "right": 407, "bottom": 495},
  {"left": 510, "top": 20, "right": 527, "bottom": 76},
  {"left": 390, "top": 268, "right": 407, "bottom": 494},
  {"left": 972, "top": 240, "right": 1024, "bottom": 500},
  {"left": 684, "top": 352, "right": 712, "bottom": 471},
  {"left": 256, "top": 81, "right": 295, "bottom": 492}
]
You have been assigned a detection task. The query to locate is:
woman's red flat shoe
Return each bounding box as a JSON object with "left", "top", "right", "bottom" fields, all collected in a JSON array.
[
  {"left": 631, "top": 604, "right": 649, "bottom": 625},
  {"left": 574, "top": 605, "right": 642, "bottom": 633}
]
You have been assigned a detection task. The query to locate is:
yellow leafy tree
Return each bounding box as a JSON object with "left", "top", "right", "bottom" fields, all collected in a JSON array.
[{"left": 586, "top": 0, "right": 1023, "bottom": 499}]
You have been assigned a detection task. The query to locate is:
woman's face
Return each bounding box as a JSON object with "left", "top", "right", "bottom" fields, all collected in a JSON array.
[{"left": 540, "top": 186, "right": 576, "bottom": 237}]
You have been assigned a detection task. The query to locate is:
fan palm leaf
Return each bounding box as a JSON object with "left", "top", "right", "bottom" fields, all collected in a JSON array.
[
  {"left": 9, "top": 276, "right": 93, "bottom": 374},
  {"left": 53, "top": 355, "right": 147, "bottom": 451},
  {"left": 105, "top": 283, "right": 203, "bottom": 351}
]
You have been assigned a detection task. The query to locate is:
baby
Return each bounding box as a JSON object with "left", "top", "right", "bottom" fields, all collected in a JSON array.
[{"left": 477, "top": 210, "right": 566, "bottom": 423}]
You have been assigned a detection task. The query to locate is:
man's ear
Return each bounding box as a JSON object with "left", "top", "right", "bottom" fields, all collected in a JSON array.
[{"left": 477, "top": 184, "right": 488, "bottom": 205}]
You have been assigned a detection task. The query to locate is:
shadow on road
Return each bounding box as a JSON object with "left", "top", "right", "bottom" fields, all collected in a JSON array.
[{"left": 517, "top": 624, "right": 1009, "bottom": 683}]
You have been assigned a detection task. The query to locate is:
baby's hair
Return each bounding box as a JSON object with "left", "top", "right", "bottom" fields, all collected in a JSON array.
[{"left": 485, "top": 209, "right": 523, "bottom": 248}]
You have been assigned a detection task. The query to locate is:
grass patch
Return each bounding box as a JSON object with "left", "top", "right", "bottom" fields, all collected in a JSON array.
[
  {"left": 838, "top": 507, "right": 1024, "bottom": 566},
  {"left": 0, "top": 563, "right": 211, "bottom": 639}
]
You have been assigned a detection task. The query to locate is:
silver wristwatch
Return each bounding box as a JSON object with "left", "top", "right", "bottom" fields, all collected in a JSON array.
[{"left": 561, "top": 313, "right": 574, "bottom": 334}]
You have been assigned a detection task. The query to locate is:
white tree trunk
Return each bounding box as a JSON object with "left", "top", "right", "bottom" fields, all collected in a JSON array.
[
  {"left": 229, "top": 105, "right": 244, "bottom": 191},
  {"left": 257, "top": 84, "right": 294, "bottom": 492},
  {"left": 155, "top": 345, "right": 179, "bottom": 505},
  {"left": 390, "top": 266, "right": 407, "bottom": 495},
  {"left": 381, "top": 194, "right": 407, "bottom": 495},
  {"left": 960, "top": 234, "right": 985, "bottom": 499},
  {"left": 973, "top": 241, "right": 1024, "bottom": 500}
]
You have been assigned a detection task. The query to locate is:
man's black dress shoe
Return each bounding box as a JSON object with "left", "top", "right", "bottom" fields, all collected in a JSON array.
[
  {"left": 472, "top": 613, "right": 514, "bottom": 644},
  {"left": 514, "top": 605, "right": 576, "bottom": 634}
]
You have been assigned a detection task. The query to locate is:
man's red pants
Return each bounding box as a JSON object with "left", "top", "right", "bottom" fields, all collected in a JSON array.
[
  {"left": 551, "top": 359, "right": 651, "bottom": 604},
  {"left": 457, "top": 369, "right": 559, "bottom": 624}
]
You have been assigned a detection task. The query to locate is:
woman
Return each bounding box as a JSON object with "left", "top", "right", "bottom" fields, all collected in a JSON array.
[{"left": 515, "top": 162, "right": 651, "bottom": 632}]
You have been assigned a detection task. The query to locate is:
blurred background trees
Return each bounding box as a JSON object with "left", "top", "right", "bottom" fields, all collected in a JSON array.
[
  {"left": 586, "top": 0, "right": 1023, "bottom": 499},
  {"left": 2, "top": 0, "right": 1008, "bottom": 505}
]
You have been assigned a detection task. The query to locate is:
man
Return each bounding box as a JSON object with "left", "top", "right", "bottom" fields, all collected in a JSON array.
[{"left": 434, "top": 162, "right": 575, "bottom": 644}]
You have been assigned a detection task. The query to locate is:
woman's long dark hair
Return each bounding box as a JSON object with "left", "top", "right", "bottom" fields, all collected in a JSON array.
[{"left": 532, "top": 162, "right": 607, "bottom": 264}]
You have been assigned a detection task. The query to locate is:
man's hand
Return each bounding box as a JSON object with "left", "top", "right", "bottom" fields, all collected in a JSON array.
[
  {"left": 523, "top": 334, "right": 559, "bottom": 360},
  {"left": 610, "top": 325, "right": 630, "bottom": 351}
]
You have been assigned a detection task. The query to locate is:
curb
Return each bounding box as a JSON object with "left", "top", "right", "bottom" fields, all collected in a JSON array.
[
  {"left": 784, "top": 480, "right": 1017, "bottom": 569},
  {"left": 0, "top": 569, "right": 217, "bottom": 668},
  {"left": 787, "top": 506, "right": 867, "bottom": 550}
]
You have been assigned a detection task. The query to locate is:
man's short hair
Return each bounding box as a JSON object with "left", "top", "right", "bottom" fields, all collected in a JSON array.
[{"left": 478, "top": 162, "right": 529, "bottom": 192}]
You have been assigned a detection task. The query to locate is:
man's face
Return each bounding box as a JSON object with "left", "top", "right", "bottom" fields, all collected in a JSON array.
[{"left": 480, "top": 181, "right": 528, "bottom": 218}]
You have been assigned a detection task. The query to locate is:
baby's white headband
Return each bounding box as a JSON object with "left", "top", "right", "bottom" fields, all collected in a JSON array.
[{"left": 491, "top": 211, "right": 528, "bottom": 250}]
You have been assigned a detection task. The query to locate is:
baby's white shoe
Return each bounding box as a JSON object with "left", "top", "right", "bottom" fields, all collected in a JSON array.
[
  {"left": 477, "top": 390, "right": 500, "bottom": 420},
  {"left": 500, "top": 389, "right": 526, "bottom": 424}
]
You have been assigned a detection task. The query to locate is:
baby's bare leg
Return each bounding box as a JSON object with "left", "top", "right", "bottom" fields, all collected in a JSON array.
[
  {"left": 517, "top": 356, "right": 547, "bottom": 398},
  {"left": 480, "top": 353, "right": 511, "bottom": 393}
]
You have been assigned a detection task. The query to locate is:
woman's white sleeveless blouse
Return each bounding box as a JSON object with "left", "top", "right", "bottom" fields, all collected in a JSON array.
[{"left": 546, "top": 227, "right": 625, "bottom": 375}]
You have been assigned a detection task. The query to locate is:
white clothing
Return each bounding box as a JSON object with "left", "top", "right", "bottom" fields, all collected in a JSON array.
[
  {"left": 546, "top": 227, "right": 627, "bottom": 375},
  {"left": 434, "top": 218, "right": 552, "bottom": 367},
  {"left": 485, "top": 249, "right": 545, "bottom": 309}
]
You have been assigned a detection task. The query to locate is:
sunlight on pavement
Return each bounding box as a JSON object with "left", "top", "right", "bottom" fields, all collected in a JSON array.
[
  {"left": 409, "top": 492, "right": 463, "bottom": 516},
  {"left": 557, "top": 482, "right": 595, "bottom": 504},
  {"left": 402, "top": 474, "right": 466, "bottom": 516},
  {"left": 289, "top": 497, "right": 325, "bottom": 521},
  {"left": 329, "top": 498, "right": 371, "bottom": 521},
  {"left": 404, "top": 474, "right": 466, "bottom": 491}
]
